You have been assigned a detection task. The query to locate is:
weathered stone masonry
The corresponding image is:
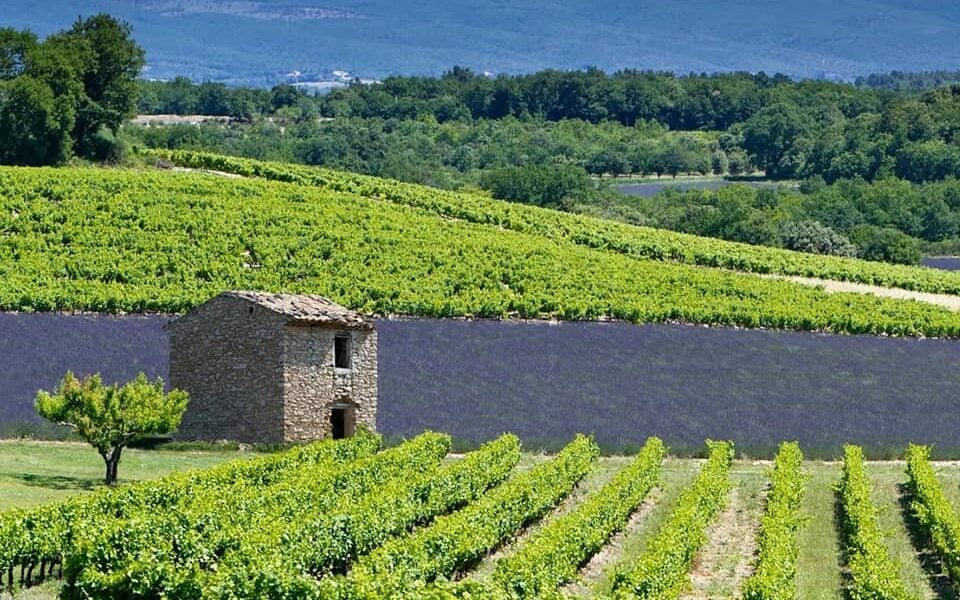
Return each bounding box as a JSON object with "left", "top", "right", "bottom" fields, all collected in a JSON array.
[{"left": 167, "top": 291, "right": 377, "bottom": 444}]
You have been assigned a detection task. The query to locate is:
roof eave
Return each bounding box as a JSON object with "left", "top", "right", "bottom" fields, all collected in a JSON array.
[{"left": 285, "top": 318, "right": 375, "bottom": 330}]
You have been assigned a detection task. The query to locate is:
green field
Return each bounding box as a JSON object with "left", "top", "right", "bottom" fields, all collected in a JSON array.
[
  {"left": 3, "top": 439, "right": 960, "bottom": 599},
  {"left": 0, "top": 441, "right": 246, "bottom": 511}
]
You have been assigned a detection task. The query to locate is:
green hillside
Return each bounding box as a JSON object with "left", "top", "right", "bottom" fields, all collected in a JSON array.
[
  {"left": 156, "top": 150, "right": 960, "bottom": 295},
  {"left": 2, "top": 162, "right": 960, "bottom": 337}
]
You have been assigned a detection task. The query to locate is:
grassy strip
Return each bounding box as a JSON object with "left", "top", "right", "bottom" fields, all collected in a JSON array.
[
  {"left": 610, "top": 440, "right": 734, "bottom": 599},
  {"left": 905, "top": 444, "right": 960, "bottom": 591},
  {"left": 838, "top": 445, "right": 916, "bottom": 600},
  {"left": 492, "top": 437, "right": 665, "bottom": 597},
  {"left": 0, "top": 441, "right": 247, "bottom": 511},
  {"left": 794, "top": 462, "right": 842, "bottom": 599},
  {"left": 741, "top": 441, "right": 808, "bottom": 600},
  {"left": 151, "top": 149, "right": 960, "bottom": 295}
]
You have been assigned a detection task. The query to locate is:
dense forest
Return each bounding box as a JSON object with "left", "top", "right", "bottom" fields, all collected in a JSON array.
[
  {"left": 586, "top": 179, "right": 960, "bottom": 264},
  {"left": 134, "top": 69, "right": 960, "bottom": 184}
]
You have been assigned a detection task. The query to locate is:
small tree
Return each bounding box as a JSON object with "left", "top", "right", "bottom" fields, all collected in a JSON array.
[{"left": 36, "top": 372, "right": 189, "bottom": 485}]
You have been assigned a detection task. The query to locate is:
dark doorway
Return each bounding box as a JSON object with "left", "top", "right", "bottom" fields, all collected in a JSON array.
[
  {"left": 330, "top": 406, "right": 355, "bottom": 439},
  {"left": 331, "top": 408, "right": 345, "bottom": 439}
]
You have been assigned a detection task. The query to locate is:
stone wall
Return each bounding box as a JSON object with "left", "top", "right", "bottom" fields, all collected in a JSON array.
[
  {"left": 169, "top": 296, "right": 287, "bottom": 443},
  {"left": 351, "top": 328, "right": 378, "bottom": 431},
  {"left": 282, "top": 326, "right": 377, "bottom": 441}
]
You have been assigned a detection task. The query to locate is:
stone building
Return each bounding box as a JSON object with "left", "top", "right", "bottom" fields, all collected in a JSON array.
[{"left": 167, "top": 291, "right": 377, "bottom": 443}]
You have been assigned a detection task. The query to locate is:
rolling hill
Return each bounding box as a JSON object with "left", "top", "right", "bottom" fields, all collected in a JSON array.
[{"left": 2, "top": 157, "right": 960, "bottom": 337}]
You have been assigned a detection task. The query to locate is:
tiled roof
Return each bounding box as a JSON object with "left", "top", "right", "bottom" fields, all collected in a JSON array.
[{"left": 226, "top": 291, "right": 373, "bottom": 328}]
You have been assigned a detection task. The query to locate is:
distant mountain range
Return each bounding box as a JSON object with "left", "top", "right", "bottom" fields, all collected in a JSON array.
[{"left": 6, "top": 0, "right": 960, "bottom": 86}]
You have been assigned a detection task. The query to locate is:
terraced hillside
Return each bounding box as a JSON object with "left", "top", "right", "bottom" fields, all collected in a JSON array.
[
  {"left": 3, "top": 161, "right": 960, "bottom": 336},
  {"left": 5, "top": 433, "right": 960, "bottom": 599}
]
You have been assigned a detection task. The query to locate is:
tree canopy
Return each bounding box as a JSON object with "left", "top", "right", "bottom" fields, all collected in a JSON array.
[
  {"left": 36, "top": 372, "right": 189, "bottom": 485},
  {"left": 0, "top": 14, "right": 143, "bottom": 165}
]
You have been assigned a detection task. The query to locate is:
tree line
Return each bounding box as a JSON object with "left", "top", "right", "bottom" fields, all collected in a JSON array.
[
  {"left": 586, "top": 177, "right": 960, "bottom": 264},
  {"left": 855, "top": 70, "right": 960, "bottom": 92},
  {"left": 124, "top": 116, "right": 735, "bottom": 191}
]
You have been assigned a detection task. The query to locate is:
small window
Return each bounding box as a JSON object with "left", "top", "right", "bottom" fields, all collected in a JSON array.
[{"left": 334, "top": 335, "right": 351, "bottom": 369}]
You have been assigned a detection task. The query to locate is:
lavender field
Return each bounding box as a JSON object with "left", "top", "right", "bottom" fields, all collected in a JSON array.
[
  {"left": 923, "top": 257, "right": 960, "bottom": 271},
  {"left": 378, "top": 319, "right": 960, "bottom": 457},
  {"left": 2, "top": 314, "right": 959, "bottom": 456},
  {"left": 0, "top": 314, "right": 169, "bottom": 428},
  {"left": 616, "top": 179, "right": 783, "bottom": 198}
]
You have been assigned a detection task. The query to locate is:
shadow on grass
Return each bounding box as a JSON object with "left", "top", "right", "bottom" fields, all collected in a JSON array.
[
  {"left": 8, "top": 473, "right": 101, "bottom": 491},
  {"left": 834, "top": 487, "right": 853, "bottom": 599},
  {"left": 896, "top": 483, "right": 958, "bottom": 600}
]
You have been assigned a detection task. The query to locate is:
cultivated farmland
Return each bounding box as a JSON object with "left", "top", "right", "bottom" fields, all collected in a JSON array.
[
  {"left": 4, "top": 163, "right": 960, "bottom": 336},
  {"left": 3, "top": 433, "right": 960, "bottom": 599},
  {"left": 4, "top": 316, "right": 960, "bottom": 455},
  {"left": 152, "top": 150, "right": 960, "bottom": 297}
]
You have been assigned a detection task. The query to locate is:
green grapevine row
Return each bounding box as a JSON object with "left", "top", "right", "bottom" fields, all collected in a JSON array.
[
  {"left": 62, "top": 432, "right": 451, "bottom": 599},
  {"left": 740, "top": 441, "right": 808, "bottom": 600},
  {"left": 320, "top": 435, "right": 600, "bottom": 599},
  {"left": 492, "top": 437, "right": 666, "bottom": 598},
  {"left": 611, "top": 440, "right": 734, "bottom": 599},
  {"left": 203, "top": 434, "right": 522, "bottom": 598},
  {"left": 150, "top": 150, "right": 960, "bottom": 296},
  {"left": 905, "top": 444, "right": 960, "bottom": 592},
  {"left": 0, "top": 431, "right": 379, "bottom": 590},
  {"left": 1, "top": 166, "right": 960, "bottom": 336},
  {"left": 839, "top": 445, "right": 916, "bottom": 600}
]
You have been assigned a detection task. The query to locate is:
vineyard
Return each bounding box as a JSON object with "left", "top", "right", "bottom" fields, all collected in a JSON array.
[
  {"left": 151, "top": 150, "right": 960, "bottom": 296},
  {"left": 2, "top": 163, "right": 960, "bottom": 336},
  {"left": 4, "top": 432, "right": 960, "bottom": 599}
]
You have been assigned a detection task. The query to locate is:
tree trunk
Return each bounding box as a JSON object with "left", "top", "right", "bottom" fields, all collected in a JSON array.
[{"left": 103, "top": 446, "right": 124, "bottom": 485}]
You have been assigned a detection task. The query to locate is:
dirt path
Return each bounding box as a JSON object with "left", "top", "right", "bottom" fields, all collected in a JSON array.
[
  {"left": 170, "top": 166, "right": 245, "bottom": 179},
  {"left": 565, "top": 460, "right": 703, "bottom": 597},
  {"left": 562, "top": 488, "right": 664, "bottom": 597},
  {"left": 464, "top": 457, "right": 631, "bottom": 580},
  {"left": 770, "top": 275, "right": 960, "bottom": 311},
  {"left": 680, "top": 472, "right": 767, "bottom": 599}
]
